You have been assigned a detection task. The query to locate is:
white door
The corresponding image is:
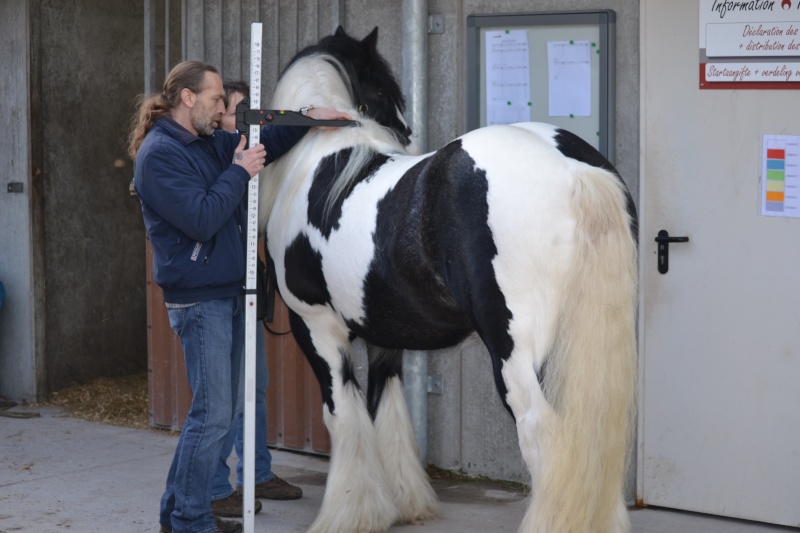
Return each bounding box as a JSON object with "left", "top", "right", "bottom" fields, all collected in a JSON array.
[{"left": 639, "top": 0, "right": 800, "bottom": 527}]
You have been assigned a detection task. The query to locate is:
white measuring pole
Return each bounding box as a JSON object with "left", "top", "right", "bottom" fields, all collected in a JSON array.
[{"left": 242, "top": 21, "right": 262, "bottom": 533}]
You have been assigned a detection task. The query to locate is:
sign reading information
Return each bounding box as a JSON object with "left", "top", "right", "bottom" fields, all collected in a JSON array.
[{"left": 700, "top": 0, "right": 800, "bottom": 88}]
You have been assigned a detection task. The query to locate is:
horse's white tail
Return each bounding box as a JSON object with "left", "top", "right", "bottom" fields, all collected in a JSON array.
[{"left": 526, "top": 167, "right": 637, "bottom": 533}]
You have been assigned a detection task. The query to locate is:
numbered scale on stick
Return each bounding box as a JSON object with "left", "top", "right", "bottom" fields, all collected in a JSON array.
[{"left": 241, "top": 22, "right": 262, "bottom": 533}]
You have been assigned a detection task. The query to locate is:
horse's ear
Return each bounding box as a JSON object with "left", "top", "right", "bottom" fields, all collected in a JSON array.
[
  {"left": 361, "top": 27, "right": 379, "bottom": 50},
  {"left": 335, "top": 25, "right": 346, "bottom": 37}
]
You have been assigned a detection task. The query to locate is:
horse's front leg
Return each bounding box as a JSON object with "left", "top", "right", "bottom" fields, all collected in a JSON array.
[{"left": 289, "top": 311, "right": 398, "bottom": 533}]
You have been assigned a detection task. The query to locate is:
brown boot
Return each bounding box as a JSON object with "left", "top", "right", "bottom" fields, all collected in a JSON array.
[
  {"left": 211, "top": 490, "right": 262, "bottom": 517},
  {"left": 240, "top": 475, "right": 303, "bottom": 500}
]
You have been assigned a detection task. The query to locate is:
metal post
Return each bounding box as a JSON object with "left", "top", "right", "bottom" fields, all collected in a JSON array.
[
  {"left": 330, "top": 0, "right": 345, "bottom": 33},
  {"left": 403, "top": 350, "right": 429, "bottom": 460},
  {"left": 401, "top": 0, "right": 430, "bottom": 463},
  {"left": 402, "top": 0, "right": 428, "bottom": 152}
]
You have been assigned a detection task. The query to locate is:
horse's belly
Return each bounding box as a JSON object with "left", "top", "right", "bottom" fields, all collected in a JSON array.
[{"left": 346, "top": 282, "right": 474, "bottom": 351}]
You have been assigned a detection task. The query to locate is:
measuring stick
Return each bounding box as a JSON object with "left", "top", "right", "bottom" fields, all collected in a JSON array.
[{"left": 242, "top": 21, "right": 262, "bottom": 533}]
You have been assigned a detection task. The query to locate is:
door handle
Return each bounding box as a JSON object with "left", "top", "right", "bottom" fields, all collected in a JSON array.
[{"left": 655, "top": 230, "right": 689, "bottom": 274}]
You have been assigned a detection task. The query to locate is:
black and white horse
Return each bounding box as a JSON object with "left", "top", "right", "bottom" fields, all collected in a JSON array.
[{"left": 259, "top": 27, "right": 638, "bottom": 533}]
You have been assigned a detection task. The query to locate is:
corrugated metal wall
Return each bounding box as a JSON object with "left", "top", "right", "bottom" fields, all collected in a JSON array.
[{"left": 183, "top": 0, "right": 347, "bottom": 112}]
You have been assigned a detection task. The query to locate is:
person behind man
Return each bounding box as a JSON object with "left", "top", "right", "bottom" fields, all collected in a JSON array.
[
  {"left": 128, "top": 60, "right": 349, "bottom": 533},
  {"left": 208, "top": 80, "right": 302, "bottom": 519}
]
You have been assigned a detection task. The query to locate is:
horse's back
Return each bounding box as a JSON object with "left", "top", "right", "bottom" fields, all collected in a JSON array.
[
  {"left": 457, "top": 122, "right": 636, "bottom": 238},
  {"left": 446, "top": 122, "right": 612, "bottom": 263},
  {"left": 458, "top": 121, "right": 616, "bottom": 178}
]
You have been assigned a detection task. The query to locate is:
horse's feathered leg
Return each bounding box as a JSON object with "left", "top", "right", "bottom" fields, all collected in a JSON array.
[
  {"left": 367, "top": 345, "right": 438, "bottom": 524},
  {"left": 289, "top": 312, "right": 398, "bottom": 533}
]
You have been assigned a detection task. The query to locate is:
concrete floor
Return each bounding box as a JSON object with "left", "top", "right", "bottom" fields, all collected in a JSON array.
[{"left": 0, "top": 405, "right": 795, "bottom": 533}]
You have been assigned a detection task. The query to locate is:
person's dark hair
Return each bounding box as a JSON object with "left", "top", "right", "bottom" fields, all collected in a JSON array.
[
  {"left": 223, "top": 80, "right": 250, "bottom": 107},
  {"left": 128, "top": 60, "right": 220, "bottom": 158}
]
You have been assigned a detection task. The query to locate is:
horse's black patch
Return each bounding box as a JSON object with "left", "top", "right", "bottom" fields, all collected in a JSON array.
[
  {"left": 553, "top": 128, "right": 616, "bottom": 173},
  {"left": 288, "top": 311, "right": 335, "bottom": 413},
  {"left": 307, "top": 149, "right": 391, "bottom": 239},
  {"left": 365, "top": 345, "right": 402, "bottom": 420},
  {"left": 420, "top": 140, "right": 515, "bottom": 414},
  {"left": 348, "top": 139, "right": 516, "bottom": 415},
  {"left": 340, "top": 351, "right": 359, "bottom": 389},
  {"left": 288, "top": 311, "right": 359, "bottom": 416},
  {"left": 553, "top": 128, "right": 639, "bottom": 242},
  {"left": 284, "top": 233, "right": 331, "bottom": 306}
]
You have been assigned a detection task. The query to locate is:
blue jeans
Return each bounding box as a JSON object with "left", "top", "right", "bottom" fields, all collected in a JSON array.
[
  {"left": 160, "top": 297, "right": 243, "bottom": 533},
  {"left": 211, "top": 324, "right": 273, "bottom": 499}
]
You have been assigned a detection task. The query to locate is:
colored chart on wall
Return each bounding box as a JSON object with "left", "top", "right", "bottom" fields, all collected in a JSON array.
[{"left": 762, "top": 134, "right": 800, "bottom": 218}]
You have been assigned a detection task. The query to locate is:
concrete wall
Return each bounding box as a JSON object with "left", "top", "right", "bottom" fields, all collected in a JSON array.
[
  {"left": 1, "top": 0, "right": 150, "bottom": 401},
  {"left": 34, "top": 0, "right": 147, "bottom": 393}
]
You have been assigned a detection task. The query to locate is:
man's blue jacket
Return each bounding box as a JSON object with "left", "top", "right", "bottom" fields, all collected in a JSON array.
[{"left": 134, "top": 115, "right": 305, "bottom": 305}]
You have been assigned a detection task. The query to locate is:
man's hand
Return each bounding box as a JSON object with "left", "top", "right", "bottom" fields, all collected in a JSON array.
[{"left": 233, "top": 135, "right": 266, "bottom": 177}]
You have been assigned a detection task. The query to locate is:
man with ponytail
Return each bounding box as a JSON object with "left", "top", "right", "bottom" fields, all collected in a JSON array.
[{"left": 129, "top": 60, "right": 349, "bottom": 533}]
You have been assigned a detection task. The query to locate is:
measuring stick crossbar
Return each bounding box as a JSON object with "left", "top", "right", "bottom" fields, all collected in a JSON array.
[{"left": 235, "top": 99, "right": 360, "bottom": 133}]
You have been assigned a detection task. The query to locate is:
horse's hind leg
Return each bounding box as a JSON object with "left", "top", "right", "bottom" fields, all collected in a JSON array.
[
  {"left": 462, "top": 261, "right": 566, "bottom": 531},
  {"left": 289, "top": 312, "right": 398, "bottom": 533},
  {"left": 367, "top": 345, "right": 438, "bottom": 524},
  {"left": 499, "top": 343, "right": 559, "bottom": 531}
]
